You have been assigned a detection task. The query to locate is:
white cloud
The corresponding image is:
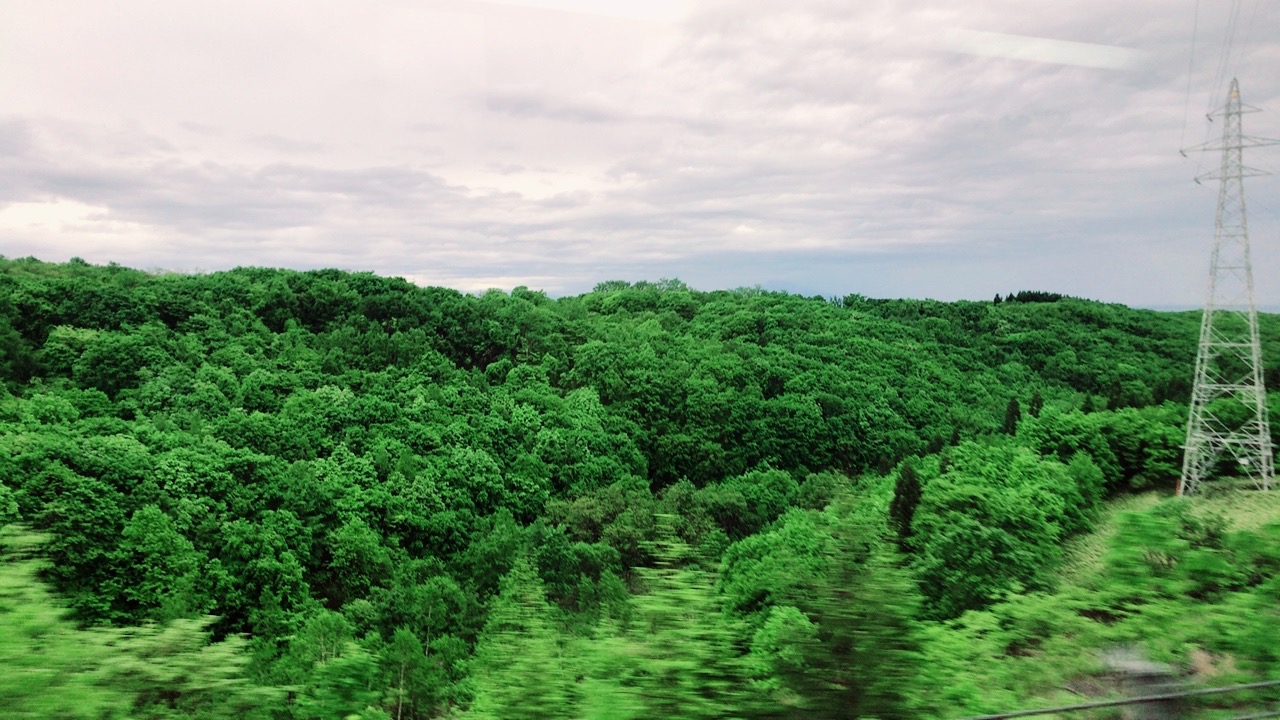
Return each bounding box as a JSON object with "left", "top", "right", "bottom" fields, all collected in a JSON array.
[
  {"left": 0, "top": 199, "right": 106, "bottom": 229},
  {"left": 941, "top": 28, "right": 1143, "bottom": 69}
]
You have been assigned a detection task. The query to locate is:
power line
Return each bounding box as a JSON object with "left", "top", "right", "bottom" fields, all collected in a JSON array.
[
  {"left": 956, "top": 678, "right": 1280, "bottom": 719},
  {"left": 1206, "top": 0, "right": 1244, "bottom": 118},
  {"left": 1234, "top": 0, "right": 1266, "bottom": 78},
  {"left": 1180, "top": 0, "right": 1201, "bottom": 151}
]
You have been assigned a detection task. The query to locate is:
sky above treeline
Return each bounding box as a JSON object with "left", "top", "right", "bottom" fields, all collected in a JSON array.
[{"left": 3, "top": 0, "right": 1280, "bottom": 306}]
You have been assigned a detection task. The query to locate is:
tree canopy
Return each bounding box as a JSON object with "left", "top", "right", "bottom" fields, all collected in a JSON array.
[{"left": 3, "top": 256, "right": 1279, "bottom": 718}]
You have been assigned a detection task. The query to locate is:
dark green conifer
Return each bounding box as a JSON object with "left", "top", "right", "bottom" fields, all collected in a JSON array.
[
  {"left": 889, "top": 463, "right": 922, "bottom": 550},
  {"left": 1028, "top": 389, "right": 1044, "bottom": 418},
  {"left": 1002, "top": 397, "right": 1022, "bottom": 435}
]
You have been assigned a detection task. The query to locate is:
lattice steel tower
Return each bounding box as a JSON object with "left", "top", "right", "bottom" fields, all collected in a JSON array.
[{"left": 1179, "top": 78, "right": 1276, "bottom": 497}]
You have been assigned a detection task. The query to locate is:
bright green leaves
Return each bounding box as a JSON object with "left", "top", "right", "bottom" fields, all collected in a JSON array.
[
  {"left": 292, "top": 642, "right": 384, "bottom": 720},
  {"left": 74, "top": 327, "right": 173, "bottom": 398},
  {"left": 0, "top": 529, "right": 284, "bottom": 719},
  {"left": 277, "top": 611, "right": 387, "bottom": 720},
  {"left": 32, "top": 463, "right": 128, "bottom": 620},
  {"left": 464, "top": 559, "right": 578, "bottom": 720},
  {"left": 97, "top": 619, "right": 285, "bottom": 720},
  {"left": 912, "top": 442, "right": 1084, "bottom": 618},
  {"left": 749, "top": 603, "right": 821, "bottom": 690},
  {"left": 0, "top": 480, "right": 16, "bottom": 526},
  {"left": 0, "top": 531, "right": 129, "bottom": 719},
  {"left": 463, "top": 531, "right": 761, "bottom": 720},
  {"left": 620, "top": 529, "right": 755, "bottom": 719},
  {"left": 381, "top": 628, "right": 437, "bottom": 720},
  {"left": 115, "top": 504, "right": 203, "bottom": 621},
  {"left": 328, "top": 517, "right": 393, "bottom": 606},
  {"left": 735, "top": 511, "right": 927, "bottom": 718},
  {"left": 5, "top": 257, "right": 1272, "bottom": 719}
]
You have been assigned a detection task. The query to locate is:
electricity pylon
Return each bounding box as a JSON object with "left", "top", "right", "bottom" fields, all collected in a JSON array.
[{"left": 1179, "top": 78, "right": 1276, "bottom": 497}]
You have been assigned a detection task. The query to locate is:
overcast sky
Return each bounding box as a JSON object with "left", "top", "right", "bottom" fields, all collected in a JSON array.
[{"left": 3, "top": 0, "right": 1279, "bottom": 305}]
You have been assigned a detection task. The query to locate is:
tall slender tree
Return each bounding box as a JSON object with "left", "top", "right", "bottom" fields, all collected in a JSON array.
[
  {"left": 889, "top": 463, "right": 922, "bottom": 550},
  {"left": 1002, "top": 398, "right": 1022, "bottom": 435}
]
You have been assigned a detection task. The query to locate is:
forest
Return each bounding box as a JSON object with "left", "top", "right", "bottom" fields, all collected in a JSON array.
[{"left": 3, "top": 255, "right": 1280, "bottom": 719}]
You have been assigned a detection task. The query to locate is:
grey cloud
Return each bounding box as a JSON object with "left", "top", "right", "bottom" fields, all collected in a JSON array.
[
  {"left": 0, "top": 121, "right": 467, "bottom": 233},
  {"left": 0, "top": 120, "right": 35, "bottom": 159},
  {"left": 248, "top": 134, "right": 327, "bottom": 154},
  {"left": 179, "top": 121, "right": 224, "bottom": 137},
  {"left": 3, "top": 0, "right": 1279, "bottom": 306},
  {"left": 483, "top": 91, "right": 622, "bottom": 124}
]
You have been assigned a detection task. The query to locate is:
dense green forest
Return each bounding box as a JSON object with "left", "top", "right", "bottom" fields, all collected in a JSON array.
[{"left": 3, "top": 256, "right": 1280, "bottom": 719}]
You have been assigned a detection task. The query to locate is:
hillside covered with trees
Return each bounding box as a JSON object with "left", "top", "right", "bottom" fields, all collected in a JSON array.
[{"left": 3, "top": 256, "right": 1280, "bottom": 719}]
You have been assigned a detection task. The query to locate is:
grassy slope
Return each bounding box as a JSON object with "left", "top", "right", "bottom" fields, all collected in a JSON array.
[
  {"left": 1189, "top": 485, "right": 1280, "bottom": 531},
  {"left": 1056, "top": 491, "right": 1166, "bottom": 586},
  {"left": 1025, "top": 485, "right": 1280, "bottom": 715},
  {"left": 1058, "top": 484, "right": 1280, "bottom": 587}
]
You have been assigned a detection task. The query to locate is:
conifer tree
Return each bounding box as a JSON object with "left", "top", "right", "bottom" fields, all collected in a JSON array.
[
  {"left": 1028, "top": 389, "right": 1044, "bottom": 418},
  {"left": 888, "top": 463, "right": 922, "bottom": 550},
  {"left": 1002, "top": 397, "right": 1022, "bottom": 435}
]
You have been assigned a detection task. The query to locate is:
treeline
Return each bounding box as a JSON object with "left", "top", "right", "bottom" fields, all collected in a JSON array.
[
  {"left": 2, "top": 257, "right": 1280, "bottom": 718},
  {"left": 994, "top": 290, "right": 1070, "bottom": 304}
]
